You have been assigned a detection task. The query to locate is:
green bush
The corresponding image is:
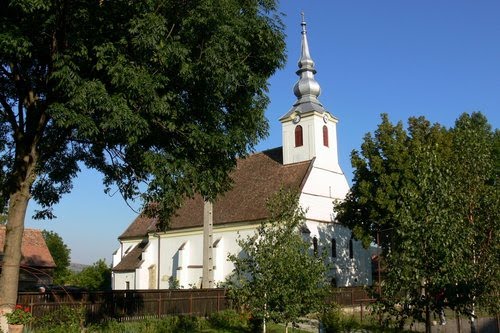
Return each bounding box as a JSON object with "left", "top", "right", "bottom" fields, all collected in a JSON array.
[
  {"left": 209, "top": 309, "right": 247, "bottom": 330},
  {"left": 175, "top": 315, "right": 205, "bottom": 332},
  {"left": 320, "top": 304, "right": 361, "bottom": 333},
  {"left": 84, "top": 317, "right": 190, "bottom": 333},
  {"left": 34, "top": 306, "right": 85, "bottom": 332}
]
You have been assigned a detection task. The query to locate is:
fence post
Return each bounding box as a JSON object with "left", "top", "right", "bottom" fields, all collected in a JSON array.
[
  {"left": 217, "top": 292, "right": 220, "bottom": 312},
  {"left": 189, "top": 293, "right": 193, "bottom": 314},
  {"left": 158, "top": 291, "right": 161, "bottom": 319}
]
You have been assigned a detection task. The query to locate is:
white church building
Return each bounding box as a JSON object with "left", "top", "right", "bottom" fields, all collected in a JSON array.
[{"left": 112, "top": 18, "right": 372, "bottom": 290}]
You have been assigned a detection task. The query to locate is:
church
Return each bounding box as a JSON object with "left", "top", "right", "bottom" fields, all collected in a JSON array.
[{"left": 112, "top": 18, "right": 372, "bottom": 290}]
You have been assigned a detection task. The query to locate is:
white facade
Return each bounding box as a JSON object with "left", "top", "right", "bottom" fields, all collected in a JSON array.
[
  {"left": 112, "top": 131, "right": 372, "bottom": 289},
  {"left": 282, "top": 112, "right": 340, "bottom": 172},
  {"left": 112, "top": 17, "right": 373, "bottom": 290},
  {"left": 112, "top": 155, "right": 373, "bottom": 290}
]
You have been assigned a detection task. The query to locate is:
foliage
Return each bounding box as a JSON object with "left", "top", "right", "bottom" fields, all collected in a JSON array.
[
  {"left": 42, "top": 230, "right": 71, "bottom": 284},
  {"left": 0, "top": 0, "right": 286, "bottom": 313},
  {"left": 335, "top": 112, "right": 499, "bottom": 326},
  {"left": 168, "top": 276, "right": 180, "bottom": 289},
  {"left": 227, "top": 188, "right": 330, "bottom": 330},
  {"left": 208, "top": 309, "right": 248, "bottom": 330},
  {"left": 29, "top": 311, "right": 421, "bottom": 333},
  {"left": 88, "top": 316, "right": 206, "bottom": 333},
  {"left": 5, "top": 304, "right": 33, "bottom": 325},
  {"left": 34, "top": 305, "right": 85, "bottom": 331},
  {"left": 320, "top": 303, "right": 360, "bottom": 333},
  {"left": 66, "top": 259, "right": 111, "bottom": 290}
]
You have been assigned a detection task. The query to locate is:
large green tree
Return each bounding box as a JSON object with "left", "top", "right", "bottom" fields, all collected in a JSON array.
[
  {"left": 448, "top": 113, "right": 499, "bottom": 332},
  {"left": 335, "top": 113, "right": 498, "bottom": 332},
  {"left": 227, "top": 189, "right": 329, "bottom": 333},
  {"left": 0, "top": 0, "right": 286, "bottom": 323},
  {"left": 66, "top": 259, "right": 111, "bottom": 291},
  {"left": 42, "top": 230, "right": 71, "bottom": 284}
]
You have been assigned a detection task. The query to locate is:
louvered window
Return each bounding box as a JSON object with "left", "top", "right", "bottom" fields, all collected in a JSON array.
[
  {"left": 295, "top": 125, "right": 303, "bottom": 147},
  {"left": 323, "top": 125, "right": 329, "bottom": 147}
]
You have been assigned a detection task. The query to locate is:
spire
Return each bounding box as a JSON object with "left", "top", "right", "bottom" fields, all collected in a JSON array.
[{"left": 292, "top": 12, "right": 322, "bottom": 109}]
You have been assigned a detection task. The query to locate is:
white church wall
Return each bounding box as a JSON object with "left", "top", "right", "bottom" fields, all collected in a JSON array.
[
  {"left": 112, "top": 239, "right": 142, "bottom": 270},
  {"left": 136, "top": 223, "right": 260, "bottom": 289},
  {"left": 141, "top": 239, "right": 158, "bottom": 289},
  {"left": 112, "top": 249, "right": 121, "bottom": 269},
  {"left": 282, "top": 121, "right": 309, "bottom": 164},
  {"left": 300, "top": 221, "right": 371, "bottom": 287},
  {"left": 113, "top": 271, "right": 136, "bottom": 290},
  {"left": 157, "top": 231, "right": 203, "bottom": 288},
  {"left": 331, "top": 224, "right": 372, "bottom": 286},
  {"left": 212, "top": 224, "right": 257, "bottom": 286},
  {"left": 311, "top": 115, "right": 341, "bottom": 172},
  {"left": 299, "top": 162, "right": 350, "bottom": 222}
]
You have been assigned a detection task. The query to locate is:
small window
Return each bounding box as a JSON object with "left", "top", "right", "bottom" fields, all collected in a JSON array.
[
  {"left": 313, "top": 236, "right": 318, "bottom": 255},
  {"left": 331, "top": 238, "right": 337, "bottom": 258},
  {"left": 323, "top": 125, "right": 329, "bottom": 147},
  {"left": 349, "top": 238, "right": 354, "bottom": 259},
  {"left": 295, "top": 125, "right": 303, "bottom": 147},
  {"left": 125, "top": 281, "right": 130, "bottom": 290}
]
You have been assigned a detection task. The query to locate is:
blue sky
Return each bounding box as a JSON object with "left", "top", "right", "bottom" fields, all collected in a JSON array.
[{"left": 27, "top": 1, "right": 500, "bottom": 265}]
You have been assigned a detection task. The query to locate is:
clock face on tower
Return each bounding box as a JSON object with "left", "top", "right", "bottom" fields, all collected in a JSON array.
[
  {"left": 323, "top": 114, "right": 329, "bottom": 123},
  {"left": 293, "top": 114, "right": 301, "bottom": 124}
]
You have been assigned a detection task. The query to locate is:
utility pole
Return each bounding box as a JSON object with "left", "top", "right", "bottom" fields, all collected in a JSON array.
[{"left": 202, "top": 200, "right": 214, "bottom": 288}]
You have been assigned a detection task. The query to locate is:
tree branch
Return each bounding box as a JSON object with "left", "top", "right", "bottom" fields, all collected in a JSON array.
[{"left": 0, "top": 95, "right": 19, "bottom": 132}]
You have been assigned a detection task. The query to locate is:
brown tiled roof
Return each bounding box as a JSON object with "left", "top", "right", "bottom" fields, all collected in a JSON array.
[
  {"left": 118, "top": 214, "right": 157, "bottom": 240},
  {"left": 113, "top": 240, "right": 149, "bottom": 272},
  {"left": 119, "top": 147, "right": 313, "bottom": 239},
  {"left": 0, "top": 227, "right": 56, "bottom": 268}
]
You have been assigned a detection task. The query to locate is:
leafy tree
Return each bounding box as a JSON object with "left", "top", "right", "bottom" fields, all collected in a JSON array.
[
  {"left": 335, "top": 113, "right": 498, "bottom": 332},
  {"left": 447, "top": 113, "right": 499, "bottom": 332},
  {"left": 227, "top": 189, "right": 329, "bottom": 333},
  {"left": 67, "top": 259, "right": 111, "bottom": 290},
  {"left": 0, "top": 0, "right": 285, "bottom": 322},
  {"left": 42, "top": 230, "right": 71, "bottom": 284}
]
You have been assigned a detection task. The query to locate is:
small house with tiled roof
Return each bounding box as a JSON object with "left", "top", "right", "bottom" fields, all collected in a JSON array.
[
  {"left": 112, "top": 18, "right": 372, "bottom": 290},
  {"left": 0, "top": 227, "right": 55, "bottom": 290}
]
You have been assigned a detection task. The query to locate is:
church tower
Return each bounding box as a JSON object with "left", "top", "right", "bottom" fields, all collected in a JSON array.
[{"left": 280, "top": 15, "right": 341, "bottom": 173}]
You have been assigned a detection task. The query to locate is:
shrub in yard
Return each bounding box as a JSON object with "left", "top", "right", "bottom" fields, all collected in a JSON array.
[
  {"left": 76, "top": 317, "right": 193, "bottom": 333},
  {"left": 321, "top": 304, "right": 360, "bottom": 333},
  {"left": 209, "top": 309, "right": 247, "bottom": 330},
  {"left": 34, "top": 306, "right": 86, "bottom": 331},
  {"left": 248, "top": 313, "right": 263, "bottom": 333},
  {"left": 175, "top": 315, "right": 205, "bottom": 332}
]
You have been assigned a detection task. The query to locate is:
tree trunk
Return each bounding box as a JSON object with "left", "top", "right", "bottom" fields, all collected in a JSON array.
[
  {"left": 425, "top": 304, "right": 431, "bottom": 333},
  {"left": 0, "top": 149, "right": 37, "bottom": 333},
  {"left": 470, "top": 309, "right": 477, "bottom": 333}
]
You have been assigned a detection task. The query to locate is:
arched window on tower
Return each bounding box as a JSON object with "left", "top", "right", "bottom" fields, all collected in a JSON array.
[
  {"left": 323, "top": 125, "right": 329, "bottom": 147},
  {"left": 295, "top": 125, "right": 303, "bottom": 147}
]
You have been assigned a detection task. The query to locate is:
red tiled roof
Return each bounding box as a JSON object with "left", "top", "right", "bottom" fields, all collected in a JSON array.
[
  {"left": 0, "top": 227, "right": 56, "bottom": 268},
  {"left": 119, "top": 147, "right": 312, "bottom": 239}
]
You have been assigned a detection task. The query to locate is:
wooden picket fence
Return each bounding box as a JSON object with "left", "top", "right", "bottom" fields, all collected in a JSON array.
[
  {"left": 17, "top": 287, "right": 370, "bottom": 324},
  {"left": 18, "top": 288, "right": 229, "bottom": 323}
]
